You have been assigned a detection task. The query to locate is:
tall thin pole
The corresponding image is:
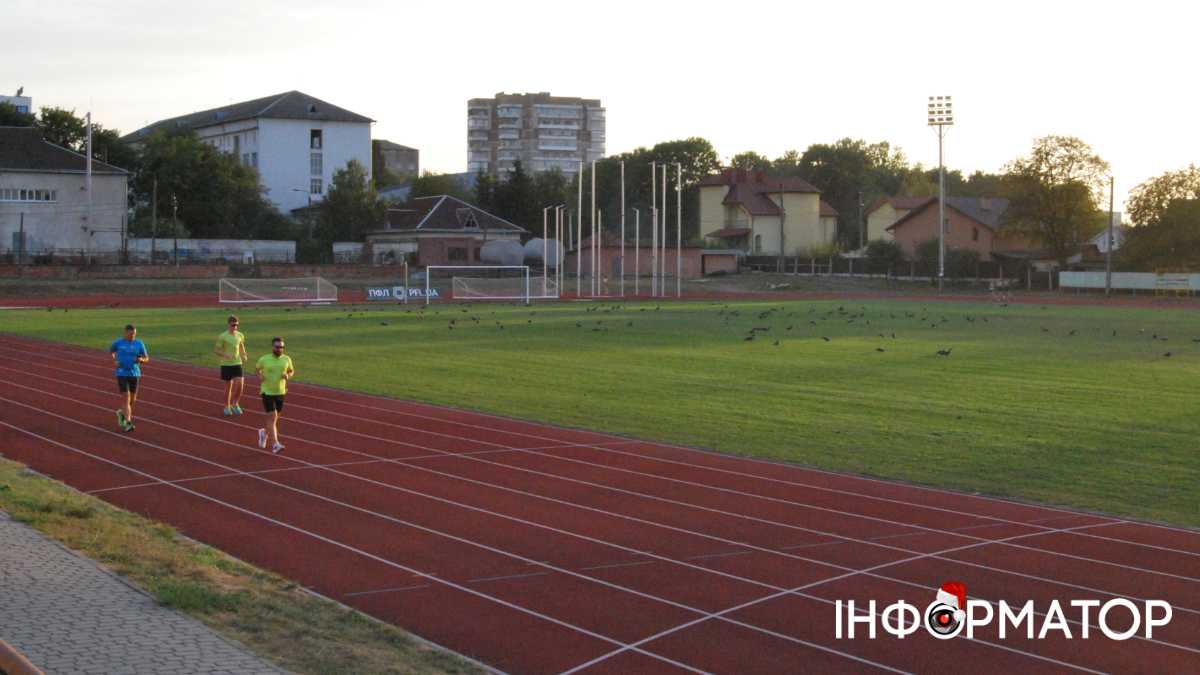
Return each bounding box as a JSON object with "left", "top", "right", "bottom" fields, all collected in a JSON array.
[
  {"left": 650, "top": 163, "right": 658, "bottom": 297},
  {"left": 556, "top": 205, "right": 564, "bottom": 297},
  {"left": 588, "top": 158, "right": 592, "bottom": 295},
  {"left": 661, "top": 164, "right": 668, "bottom": 290},
  {"left": 937, "top": 128, "right": 946, "bottom": 292},
  {"left": 577, "top": 162, "right": 583, "bottom": 297},
  {"left": 620, "top": 161, "right": 626, "bottom": 297},
  {"left": 17, "top": 212, "right": 23, "bottom": 277},
  {"left": 779, "top": 180, "right": 786, "bottom": 274},
  {"left": 86, "top": 112, "right": 92, "bottom": 264},
  {"left": 633, "top": 208, "right": 640, "bottom": 296},
  {"left": 1106, "top": 176, "right": 1115, "bottom": 298},
  {"left": 172, "top": 196, "right": 179, "bottom": 280},
  {"left": 676, "top": 162, "right": 682, "bottom": 298},
  {"left": 598, "top": 211, "right": 603, "bottom": 294},
  {"left": 150, "top": 178, "right": 157, "bottom": 264}
]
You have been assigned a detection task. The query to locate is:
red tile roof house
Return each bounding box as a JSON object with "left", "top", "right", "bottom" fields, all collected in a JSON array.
[
  {"left": 698, "top": 169, "right": 838, "bottom": 255},
  {"left": 886, "top": 196, "right": 1035, "bottom": 262},
  {"left": 363, "top": 195, "right": 526, "bottom": 267}
]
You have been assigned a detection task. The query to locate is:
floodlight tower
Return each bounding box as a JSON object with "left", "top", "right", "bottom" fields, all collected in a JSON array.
[{"left": 928, "top": 95, "right": 953, "bottom": 291}]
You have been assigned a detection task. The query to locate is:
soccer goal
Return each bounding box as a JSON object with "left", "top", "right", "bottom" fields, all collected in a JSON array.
[
  {"left": 219, "top": 277, "right": 338, "bottom": 304},
  {"left": 426, "top": 265, "right": 559, "bottom": 305}
]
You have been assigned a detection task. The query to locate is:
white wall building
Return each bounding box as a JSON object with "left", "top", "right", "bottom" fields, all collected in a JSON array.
[
  {"left": 0, "top": 127, "right": 130, "bottom": 255},
  {"left": 123, "top": 92, "right": 373, "bottom": 215}
]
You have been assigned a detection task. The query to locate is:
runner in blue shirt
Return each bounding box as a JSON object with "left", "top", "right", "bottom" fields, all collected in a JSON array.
[{"left": 109, "top": 324, "right": 149, "bottom": 432}]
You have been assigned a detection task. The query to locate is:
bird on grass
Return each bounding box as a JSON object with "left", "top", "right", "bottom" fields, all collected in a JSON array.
[
  {"left": 810, "top": 321, "right": 817, "bottom": 325},
  {"left": 966, "top": 316, "right": 975, "bottom": 322},
  {"left": 876, "top": 348, "right": 885, "bottom": 353},
  {"left": 821, "top": 336, "right": 830, "bottom": 342},
  {"left": 936, "top": 349, "right": 952, "bottom": 356},
  {"left": 744, "top": 335, "right": 755, "bottom": 342},
  {"left": 787, "top": 325, "right": 793, "bottom": 331},
  {"left": 381, "top": 322, "right": 389, "bottom": 326},
  {"left": 1164, "top": 352, "right": 1172, "bottom": 358},
  {"left": 891, "top": 333, "right": 896, "bottom": 338},
  {"left": 1068, "top": 330, "right": 1075, "bottom": 336},
  {"left": 627, "top": 321, "right": 633, "bottom": 327},
  {"left": 878, "top": 333, "right": 885, "bottom": 338},
  {"left": 1041, "top": 327, "right": 1050, "bottom": 333},
  {"left": 576, "top": 323, "right": 582, "bottom": 327},
  {"left": 773, "top": 340, "right": 780, "bottom": 346}
]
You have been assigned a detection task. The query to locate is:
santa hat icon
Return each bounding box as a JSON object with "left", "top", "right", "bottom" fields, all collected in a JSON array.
[{"left": 937, "top": 582, "right": 967, "bottom": 621}]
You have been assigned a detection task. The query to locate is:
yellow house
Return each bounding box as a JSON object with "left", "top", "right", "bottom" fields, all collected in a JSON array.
[
  {"left": 699, "top": 169, "right": 835, "bottom": 254},
  {"left": 863, "top": 197, "right": 931, "bottom": 244}
]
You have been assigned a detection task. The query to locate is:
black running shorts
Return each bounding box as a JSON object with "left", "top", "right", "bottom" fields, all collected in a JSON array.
[
  {"left": 261, "top": 394, "right": 285, "bottom": 413},
  {"left": 220, "top": 365, "right": 244, "bottom": 381},
  {"left": 116, "top": 376, "right": 139, "bottom": 394}
]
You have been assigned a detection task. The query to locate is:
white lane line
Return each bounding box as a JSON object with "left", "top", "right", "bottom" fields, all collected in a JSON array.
[
  {"left": 779, "top": 542, "right": 842, "bottom": 550},
  {"left": 468, "top": 572, "right": 548, "bottom": 584},
  {"left": 343, "top": 585, "right": 431, "bottom": 597},
  {"left": 11, "top": 352, "right": 1195, "bottom": 588},
  {"left": 10, "top": 332, "right": 1200, "bottom": 551},
  {"left": 5, "top": 388, "right": 1194, "bottom": 668},
  {"left": 579, "top": 562, "right": 656, "bottom": 571},
  {"left": 6, "top": 364, "right": 1199, "bottom": 626},
  {"left": 0, "top": 420, "right": 713, "bottom": 675},
  {"left": 684, "top": 552, "right": 754, "bottom": 561}
]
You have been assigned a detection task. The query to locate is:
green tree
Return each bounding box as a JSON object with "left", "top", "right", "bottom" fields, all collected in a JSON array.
[
  {"left": 408, "top": 170, "right": 475, "bottom": 203},
  {"left": 595, "top": 137, "right": 721, "bottom": 242},
  {"left": 945, "top": 247, "right": 981, "bottom": 281},
  {"left": 1126, "top": 164, "right": 1200, "bottom": 226},
  {"left": 1000, "top": 135, "right": 1110, "bottom": 267},
  {"left": 36, "top": 106, "right": 88, "bottom": 151},
  {"left": 314, "top": 159, "right": 382, "bottom": 245},
  {"left": 864, "top": 239, "right": 906, "bottom": 274},
  {"left": 491, "top": 159, "right": 538, "bottom": 230},
  {"left": 89, "top": 124, "right": 138, "bottom": 171},
  {"left": 134, "top": 126, "right": 288, "bottom": 240},
  {"left": 1119, "top": 199, "right": 1200, "bottom": 269},
  {"left": 0, "top": 101, "right": 36, "bottom": 127},
  {"left": 730, "top": 151, "right": 772, "bottom": 171}
]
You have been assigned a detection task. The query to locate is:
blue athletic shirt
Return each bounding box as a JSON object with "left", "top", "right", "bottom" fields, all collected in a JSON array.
[{"left": 109, "top": 338, "right": 148, "bottom": 377}]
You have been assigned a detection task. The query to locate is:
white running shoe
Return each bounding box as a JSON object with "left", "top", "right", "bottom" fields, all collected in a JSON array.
[
  {"left": 272, "top": 442, "right": 285, "bottom": 454},
  {"left": 258, "top": 429, "right": 267, "bottom": 449}
]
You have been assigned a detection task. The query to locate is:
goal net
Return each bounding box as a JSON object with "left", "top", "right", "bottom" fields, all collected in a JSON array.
[
  {"left": 219, "top": 277, "right": 338, "bottom": 304},
  {"left": 426, "top": 265, "right": 554, "bottom": 304}
]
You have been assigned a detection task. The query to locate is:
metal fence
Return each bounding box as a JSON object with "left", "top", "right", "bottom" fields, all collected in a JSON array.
[
  {"left": 743, "top": 256, "right": 1008, "bottom": 281},
  {"left": 1, "top": 247, "right": 296, "bottom": 265}
]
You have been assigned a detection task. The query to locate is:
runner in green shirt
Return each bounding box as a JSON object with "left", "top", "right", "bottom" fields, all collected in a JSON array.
[
  {"left": 254, "top": 337, "right": 294, "bottom": 454},
  {"left": 214, "top": 315, "right": 247, "bottom": 415}
]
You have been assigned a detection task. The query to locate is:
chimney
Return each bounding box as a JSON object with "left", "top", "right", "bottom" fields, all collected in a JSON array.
[
  {"left": 736, "top": 168, "right": 748, "bottom": 182},
  {"left": 755, "top": 170, "right": 764, "bottom": 182},
  {"left": 720, "top": 168, "right": 732, "bottom": 183},
  {"left": 980, "top": 196, "right": 992, "bottom": 211}
]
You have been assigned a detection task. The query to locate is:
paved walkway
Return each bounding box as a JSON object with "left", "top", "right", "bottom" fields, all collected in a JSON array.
[{"left": 0, "top": 510, "right": 291, "bottom": 675}]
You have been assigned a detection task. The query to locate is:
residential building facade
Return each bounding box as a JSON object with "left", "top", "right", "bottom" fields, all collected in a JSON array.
[
  {"left": 467, "top": 92, "right": 605, "bottom": 176},
  {"left": 1, "top": 94, "right": 32, "bottom": 114},
  {"left": 864, "top": 196, "right": 930, "bottom": 243},
  {"left": 698, "top": 169, "right": 834, "bottom": 255},
  {"left": 122, "top": 91, "right": 373, "bottom": 215},
  {"left": 886, "top": 196, "right": 1034, "bottom": 261},
  {"left": 364, "top": 195, "right": 526, "bottom": 267},
  {"left": 376, "top": 140, "right": 419, "bottom": 177},
  {"left": 1, "top": 127, "right": 130, "bottom": 256}
]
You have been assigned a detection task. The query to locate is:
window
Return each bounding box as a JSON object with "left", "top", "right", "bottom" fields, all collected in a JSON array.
[
  {"left": 0, "top": 188, "right": 58, "bottom": 202},
  {"left": 243, "top": 153, "right": 250, "bottom": 165},
  {"left": 310, "top": 179, "right": 322, "bottom": 194},
  {"left": 448, "top": 247, "right": 468, "bottom": 261},
  {"left": 754, "top": 235, "right": 762, "bottom": 252},
  {"left": 474, "top": 247, "right": 482, "bottom": 262},
  {"left": 233, "top": 135, "right": 240, "bottom": 154},
  {"left": 310, "top": 153, "right": 323, "bottom": 175},
  {"left": 16, "top": 106, "right": 28, "bottom": 113},
  {"left": 972, "top": 227, "right": 979, "bottom": 242},
  {"left": 251, "top": 152, "right": 258, "bottom": 168},
  {"left": 310, "top": 129, "right": 322, "bottom": 149}
]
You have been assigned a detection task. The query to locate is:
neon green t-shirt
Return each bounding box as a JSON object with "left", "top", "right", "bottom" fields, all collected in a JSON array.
[
  {"left": 215, "top": 331, "right": 244, "bottom": 367},
  {"left": 255, "top": 354, "right": 293, "bottom": 396}
]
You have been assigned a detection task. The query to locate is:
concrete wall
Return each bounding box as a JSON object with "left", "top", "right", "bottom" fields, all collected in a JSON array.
[
  {"left": 0, "top": 172, "right": 128, "bottom": 253},
  {"left": 0, "top": 264, "right": 405, "bottom": 280},
  {"left": 866, "top": 204, "right": 904, "bottom": 243},
  {"left": 566, "top": 246, "right": 703, "bottom": 278}
]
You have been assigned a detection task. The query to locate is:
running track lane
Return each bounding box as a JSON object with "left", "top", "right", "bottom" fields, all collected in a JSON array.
[{"left": 0, "top": 335, "right": 1197, "bottom": 674}]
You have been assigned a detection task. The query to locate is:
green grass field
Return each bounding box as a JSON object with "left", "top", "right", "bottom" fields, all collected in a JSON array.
[{"left": 3, "top": 297, "right": 1198, "bottom": 527}]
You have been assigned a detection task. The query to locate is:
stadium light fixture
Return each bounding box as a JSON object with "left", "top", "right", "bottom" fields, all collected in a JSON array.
[{"left": 928, "top": 95, "right": 953, "bottom": 291}]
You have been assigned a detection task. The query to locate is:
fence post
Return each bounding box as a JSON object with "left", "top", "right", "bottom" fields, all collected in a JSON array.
[
  {"left": 848, "top": 257, "right": 853, "bottom": 278},
  {"left": 828, "top": 257, "right": 833, "bottom": 277}
]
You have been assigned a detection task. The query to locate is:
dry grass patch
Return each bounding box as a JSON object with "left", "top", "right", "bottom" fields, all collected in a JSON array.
[{"left": 0, "top": 459, "right": 485, "bottom": 675}]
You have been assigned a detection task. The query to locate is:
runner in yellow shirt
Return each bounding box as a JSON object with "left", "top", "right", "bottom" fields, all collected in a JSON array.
[
  {"left": 214, "top": 315, "right": 247, "bottom": 415},
  {"left": 254, "top": 337, "right": 294, "bottom": 454}
]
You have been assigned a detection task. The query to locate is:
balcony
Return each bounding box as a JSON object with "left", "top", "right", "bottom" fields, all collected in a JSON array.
[
  {"left": 498, "top": 122, "right": 522, "bottom": 130},
  {"left": 469, "top": 132, "right": 488, "bottom": 141},
  {"left": 498, "top": 129, "right": 520, "bottom": 140},
  {"left": 539, "top": 141, "right": 577, "bottom": 151},
  {"left": 538, "top": 121, "right": 579, "bottom": 130}
]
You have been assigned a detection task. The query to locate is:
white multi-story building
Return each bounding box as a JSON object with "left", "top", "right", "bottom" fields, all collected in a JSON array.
[
  {"left": 0, "top": 92, "right": 33, "bottom": 114},
  {"left": 467, "top": 92, "right": 605, "bottom": 176},
  {"left": 122, "top": 91, "right": 373, "bottom": 215}
]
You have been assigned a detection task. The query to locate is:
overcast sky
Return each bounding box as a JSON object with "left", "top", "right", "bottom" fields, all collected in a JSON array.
[{"left": 6, "top": 0, "right": 1196, "bottom": 210}]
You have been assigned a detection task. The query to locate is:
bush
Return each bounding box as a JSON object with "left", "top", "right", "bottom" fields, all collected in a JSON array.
[
  {"left": 864, "top": 240, "right": 906, "bottom": 274},
  {"left": 946, "top": 247, "right": 981, "bottom": 281},
  {"left": 914, "top": 238, "right": 939, "bottom": 278}
]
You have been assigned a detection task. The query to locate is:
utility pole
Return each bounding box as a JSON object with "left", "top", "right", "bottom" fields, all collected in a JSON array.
[
  {"left": 676, "top": 163, "right": 682, "bottom": 298},
  {"left": 1105, "top": 176, "right": 1115, "bottom": 298},
  {"left": 632, "top": 208, "right": 640, "bottom": 296},
  {"left": 779, "top": 181, "right": 787, "bottom": 274},
  {"left": 17, "top": 212, "right": 23, "bottom": 278},
  {"left": 85, "top": 111, "right": 92, "bottom": 265},
  {"left": 661, "top": 164, "right": 667, "bottom": 292},
  {"left": 577, "top": 161, "right": 584, "bottom": 296},
  {"left": 858, "top": 191, "right": 865, "bottom": 253},
  {"left": 590, "top": 159, "right": 597, "bottom": 297},
  {"left": 172, "top": 195, "right": 180, "bottom": 279},
  {"left": 650, "top": 162, "right": 658, "bottom": 297}
]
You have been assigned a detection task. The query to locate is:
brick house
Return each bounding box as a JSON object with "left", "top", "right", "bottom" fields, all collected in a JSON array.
[
  {"left": 886, "top": 196, "right": 1034, "bottom": 261},
  {"left": 864, "top": 196, "right": 931, "bottom": 243},
  {"left": 363, "top": 195, "right": 526, "bottom": 267}
]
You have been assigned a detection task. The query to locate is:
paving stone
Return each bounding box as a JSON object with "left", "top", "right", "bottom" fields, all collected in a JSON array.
[{"left": 0, "top": 511, "right": 291, "bottom": 675}]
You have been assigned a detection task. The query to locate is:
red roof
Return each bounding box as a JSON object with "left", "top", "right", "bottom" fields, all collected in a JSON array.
[
  {"left": 706, "top": 228, "right": 752, "bottom": 238},
  {"left": 819, "top": 201, "right": 839, "bottom": 217}
]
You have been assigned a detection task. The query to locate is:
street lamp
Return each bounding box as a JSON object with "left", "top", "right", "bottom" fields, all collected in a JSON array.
[
  {"left": 928, "top": 95, "right": 953, "bottom": 291},
  {"left": 293, "top": 188, "right": 314, "bottom": 238}
]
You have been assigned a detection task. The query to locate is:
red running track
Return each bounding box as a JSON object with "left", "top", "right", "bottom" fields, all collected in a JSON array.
[{"left": 0, "top": 333, "right": 1198, "bottom": 675}]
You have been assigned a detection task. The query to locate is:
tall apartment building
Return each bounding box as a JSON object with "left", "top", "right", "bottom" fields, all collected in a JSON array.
[{"left": 467, "top": 92, "right": 605, "bottom": 176}]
